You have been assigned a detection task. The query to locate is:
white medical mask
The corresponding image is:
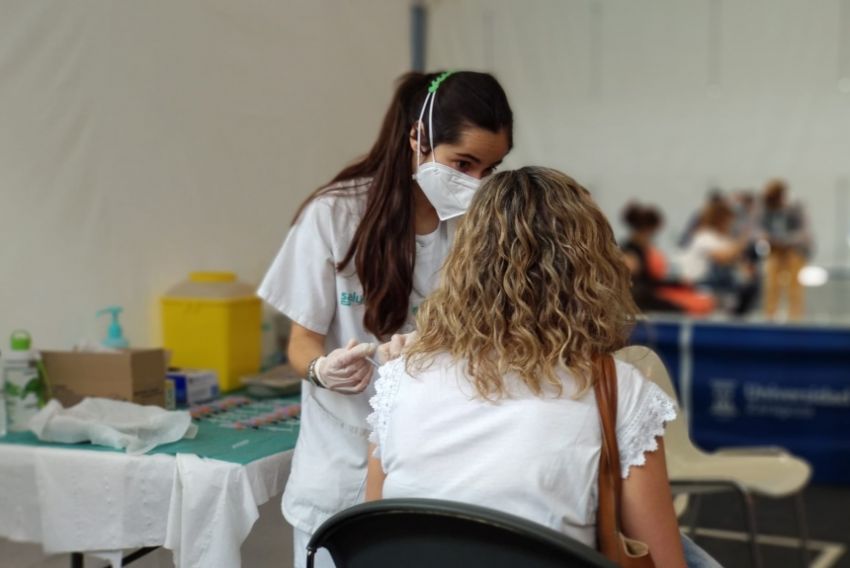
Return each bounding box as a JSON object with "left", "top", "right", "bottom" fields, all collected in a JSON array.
[{"left": 412, "top": 84, "right": 482, "bottom": 221}]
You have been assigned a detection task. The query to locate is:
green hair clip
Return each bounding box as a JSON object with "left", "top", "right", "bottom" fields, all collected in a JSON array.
[{"left": 428, "top": 70, "right": 455, "bottom": 93}]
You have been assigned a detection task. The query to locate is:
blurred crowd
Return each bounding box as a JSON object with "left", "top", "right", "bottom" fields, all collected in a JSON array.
[{"left": 621, "top": 179, "right": 813, "bottom": 321}]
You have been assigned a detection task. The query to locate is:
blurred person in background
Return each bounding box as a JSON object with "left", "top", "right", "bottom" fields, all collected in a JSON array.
[
  {"left": 761, "top": 179, "right": 812, "bottom": 321},
  {"left": 730, "top": 190, "right": 759, "bottom": 239},
  {"left": 678, "top": 188, "right": 724, "bottom": 248},
  {"left": 621, "top": 203, "right": 682, "bottom": 312},
  {"left": 678, "top": 199, "right": 758, "bottom": 316},
  {"left": 621, "top": 203, "right": 714, "bottom": 315},
  {"left": 729, "top": 189, "right": 763, "bottom": 314}
]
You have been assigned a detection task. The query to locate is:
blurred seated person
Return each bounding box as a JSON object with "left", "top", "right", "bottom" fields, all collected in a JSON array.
[
  {"left": 366, "top": 167, "right": 689, "bottom": 567},
  {"left": 678, "top": 199, "right": 757, "bottom": 315},
  {"left": 621, "top": 203, "right": 714, "bottom": 315}
]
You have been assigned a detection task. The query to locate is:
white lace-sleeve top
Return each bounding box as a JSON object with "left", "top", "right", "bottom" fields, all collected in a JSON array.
[{"left": 366, "top": 355, "right": 676, "bottom": 548}]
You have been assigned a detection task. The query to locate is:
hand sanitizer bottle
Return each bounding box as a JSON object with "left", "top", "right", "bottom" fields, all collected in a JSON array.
[{"left": 97, "top": 306, "right": 130, "bottom": 349}]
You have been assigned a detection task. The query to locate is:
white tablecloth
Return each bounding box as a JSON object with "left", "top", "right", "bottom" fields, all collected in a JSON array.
[{"left": 0, "top": 443, "right": 292, "bottom": 567}]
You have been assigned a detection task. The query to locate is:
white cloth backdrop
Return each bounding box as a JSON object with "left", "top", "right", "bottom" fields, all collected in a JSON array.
[
  {"left": 4, "top": 0, "right": 850, "bottom": 348},
  {"left": 426, "top": 0, "right": 850, "bottom": 265},
  {"left": 0, "top": 0, "right": 408, "bottom": 349}
]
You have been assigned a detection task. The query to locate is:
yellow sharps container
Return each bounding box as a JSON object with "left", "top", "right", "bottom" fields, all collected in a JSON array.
[{"left": 161, "top": 272, "right": 261, "bottom": 392}]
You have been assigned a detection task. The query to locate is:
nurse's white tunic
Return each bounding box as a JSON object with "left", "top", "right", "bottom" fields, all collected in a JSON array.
[{"left": 258, "top": 178, "right": 455, "bottom": 534}]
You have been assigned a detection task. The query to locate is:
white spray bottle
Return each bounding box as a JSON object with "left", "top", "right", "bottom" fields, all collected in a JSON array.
[{"left": 2, "top": 330, "right": 47, "bottom": 431}]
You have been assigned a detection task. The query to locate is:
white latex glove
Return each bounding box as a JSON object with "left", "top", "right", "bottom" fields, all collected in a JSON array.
[
  {"left": 315, "top": 339, "right": 377, "bottom": 394},
  {"left": 377, "top": 331, "right": 418, "bottom": 364}
]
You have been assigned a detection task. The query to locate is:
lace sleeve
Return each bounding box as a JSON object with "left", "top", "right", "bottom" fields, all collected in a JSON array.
[
  {"left": 366, "top": 358, "right": 406, "bottom": 458},
  {"left": 616, "top": 378, "right": 678, "bottom": 479}
]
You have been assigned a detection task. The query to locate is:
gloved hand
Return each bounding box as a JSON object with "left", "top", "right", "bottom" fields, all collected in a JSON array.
[
  {"left": 315, "top": 339, "right": 377, "bottom": 394},
  {"left": 376, "top": 331, "right": 418, "bottom": 364}
]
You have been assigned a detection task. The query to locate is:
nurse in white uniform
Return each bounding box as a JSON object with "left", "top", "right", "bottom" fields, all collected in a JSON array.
[{"left": 258, "top": 70, "right": 514, "bottom": 567}]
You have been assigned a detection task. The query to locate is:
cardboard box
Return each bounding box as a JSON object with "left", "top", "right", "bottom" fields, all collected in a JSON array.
[
  {"left": 166, "top": 369, "right": 220, "bottom": 406},
  {"left": 40, "top": 349, "right": 167, "bottom": 407}
]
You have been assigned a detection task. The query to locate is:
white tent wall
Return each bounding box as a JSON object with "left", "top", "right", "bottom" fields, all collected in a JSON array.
[
  {"left": 0, "top": 1, "right": 409, "bottom": 349},
  {"left": 427, "top": 0, "right": 850, "bottom": 265}
]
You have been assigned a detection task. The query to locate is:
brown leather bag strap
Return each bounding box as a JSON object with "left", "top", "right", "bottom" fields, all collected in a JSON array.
[
  {"left": 595, "top": 355, "right": 656, "bottom": 567},
  {"left": 594, "top": 355, "right": 624, "bottom": 539}
]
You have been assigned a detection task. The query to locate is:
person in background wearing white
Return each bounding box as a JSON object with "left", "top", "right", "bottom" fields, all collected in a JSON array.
[
  {"left": 258, "top": 70, "right": 513, "bottom": 568},
  {"left": 365, "top": 167, "right": 688, "bottom": 567},
  {"left": 678, "top": 199, "right": 756, "bottom": 315}
]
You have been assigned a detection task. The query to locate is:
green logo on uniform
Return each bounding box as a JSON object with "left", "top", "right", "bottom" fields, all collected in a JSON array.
[
  {"left": 340, "top": 293, "right": 419, "bottom": 315},
  {"left": 340, "top": 292, "right": 364, "bottom": 306}
]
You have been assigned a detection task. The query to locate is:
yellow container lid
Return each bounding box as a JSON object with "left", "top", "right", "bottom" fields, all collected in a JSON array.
[
  {"left": 163, "top": 272, "right": 257, "bottom": 301},
  {"left": 190, "top": 271, "right": 236, "bottom": 283}
]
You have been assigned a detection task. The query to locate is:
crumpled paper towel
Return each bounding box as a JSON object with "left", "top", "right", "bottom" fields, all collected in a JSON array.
[{"left": 29, "top": 397, "right": 197, "bottom": 454}]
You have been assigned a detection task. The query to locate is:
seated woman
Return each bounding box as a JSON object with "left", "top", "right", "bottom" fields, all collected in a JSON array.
[
  {"left": 366, "top": 167, "right": 687, "bottom": 567},
  {"left": 621, "top": 202, "right": 714, "bottom": 315}
]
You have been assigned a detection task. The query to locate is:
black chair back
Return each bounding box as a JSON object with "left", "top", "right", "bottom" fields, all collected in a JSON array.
[{"left": 306, "top": 498, "right": 617, "bottom": 568}]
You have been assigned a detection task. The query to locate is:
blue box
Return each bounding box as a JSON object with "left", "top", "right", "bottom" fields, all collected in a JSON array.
[{"left": 166, "top": 370, "right": 220, "bottom": 406}]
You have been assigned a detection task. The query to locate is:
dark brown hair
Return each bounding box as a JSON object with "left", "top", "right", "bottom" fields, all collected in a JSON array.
[
  {"left": 700, "top": 200, "right": 734, "bottom": 231},
  {"left": 764, "top": 179, "right": 787, "bottom": 210},
  {"left": 622, "top": 202, "right": 663, "bottom": 232},
  {"left": 292, "top": 71, "right": 513, "bottom": 339}
]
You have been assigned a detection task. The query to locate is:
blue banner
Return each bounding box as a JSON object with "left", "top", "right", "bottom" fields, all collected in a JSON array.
[
  {"left": 631, "top": 319, "right": 850, "bottom": 484},
  {"left": 689, "top": 324, "right": 850, "bottom": 484}
]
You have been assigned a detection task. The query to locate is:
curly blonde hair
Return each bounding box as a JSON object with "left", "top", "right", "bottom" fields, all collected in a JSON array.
[{"left": 407, "top": 166, "right": 638, "bottom": 399}]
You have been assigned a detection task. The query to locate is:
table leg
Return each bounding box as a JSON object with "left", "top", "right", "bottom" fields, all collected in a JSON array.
[{"left": 122, "top": 547, "right": 159, "bottom": 565}]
